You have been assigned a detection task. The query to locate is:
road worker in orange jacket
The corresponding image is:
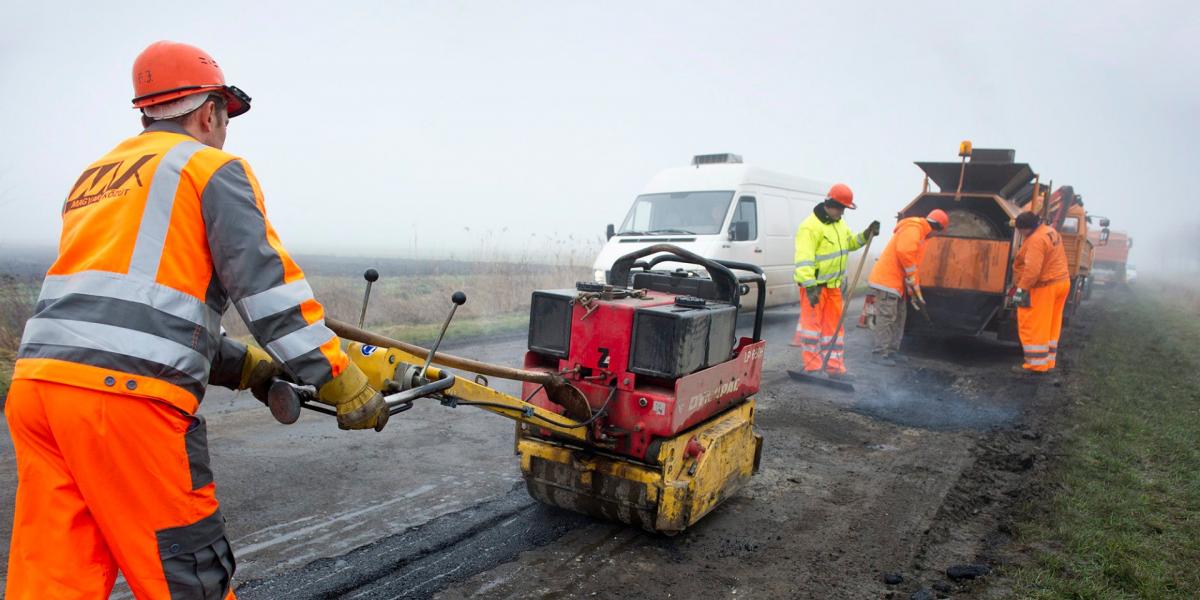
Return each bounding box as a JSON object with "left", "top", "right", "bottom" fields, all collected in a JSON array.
[
  {"left": 1011, "top": 211, "right": 1071, "bottom": 373},
  {"left": 4, "top": 41, "right": 389, "bottom": 600},
  {"left": 866, "top": 209, "right": 949, "bottom": 366}
]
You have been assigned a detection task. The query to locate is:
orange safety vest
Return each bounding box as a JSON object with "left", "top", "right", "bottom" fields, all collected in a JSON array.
[
  {"left": 1013, "top": 224, "right": 1070, "bottom": 290},
  {"left": 867, "top": 217, "right": 932, "bottom": 297},
  {"left": 14, "top": 121, "right": 347, "bottom": 414}
]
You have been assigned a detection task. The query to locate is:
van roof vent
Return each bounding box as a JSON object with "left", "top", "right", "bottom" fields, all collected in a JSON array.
[{"left": 692, "top": 153, "right": 743, "bottom": 166}]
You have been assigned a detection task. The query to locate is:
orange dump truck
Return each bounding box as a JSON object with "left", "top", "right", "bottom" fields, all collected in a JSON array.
[
  {"left": 1087, "top": 222, "right": 1133, "bottom": 285},
  {"left": 895, "top": 146, "right": 1033, "bottom": 341}
]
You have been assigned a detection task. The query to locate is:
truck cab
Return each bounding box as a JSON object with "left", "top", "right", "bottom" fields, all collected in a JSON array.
[{"left": 593, "top": 154, "right": 829, "bottom": 307}]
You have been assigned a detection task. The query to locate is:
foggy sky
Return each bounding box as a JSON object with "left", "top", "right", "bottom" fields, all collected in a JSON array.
[{"left": 2, "top": 1, "right": 1196, "bottom": 267}]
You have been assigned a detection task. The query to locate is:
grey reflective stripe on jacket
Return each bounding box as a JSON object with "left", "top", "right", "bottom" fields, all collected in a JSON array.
[
  {"left": 129, "top": 142, "right": 205, "bottom": 279},
  {"left": 201, "top": 160, "right": 337, "bottom": 387}
]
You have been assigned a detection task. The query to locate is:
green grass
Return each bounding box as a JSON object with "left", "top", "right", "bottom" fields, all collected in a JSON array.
[
  {"left": 1008, "top": 285, "right": 1200, "bottom": 598},
  {"left": 0, "top": 349, "right": 12, "bottom": 407},
  {"left": 374, "top": 313, "right": 528, "bottom": 346}
]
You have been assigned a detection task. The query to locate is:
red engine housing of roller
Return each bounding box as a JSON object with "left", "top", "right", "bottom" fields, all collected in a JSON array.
[{"left": 522, "top": 288, "right": 764, "bottom": 462}]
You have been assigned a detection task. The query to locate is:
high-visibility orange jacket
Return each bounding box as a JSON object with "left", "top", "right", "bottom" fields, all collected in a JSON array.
[
  {"left": 867, "top": 217, "right": 932, "bottom": 297},
  {"left": 1014, "top": 224, "right": 1070, "bottom": 290},
  {"left": 14, "top": 121, "right": 347, "bottom": 414}
]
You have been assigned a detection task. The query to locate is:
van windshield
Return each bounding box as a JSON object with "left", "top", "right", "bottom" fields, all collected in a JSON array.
[{"left": 617, "top": 191, "right": 735, "bottom": 235}]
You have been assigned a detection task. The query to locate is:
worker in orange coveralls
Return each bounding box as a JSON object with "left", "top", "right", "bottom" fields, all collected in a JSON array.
[
  {"left": 4, "top": 41, "right": 389, "bottom": 599},
  {"left": 1011, "top": 211, "right": 1071, "bottom": 373},
  {"left": 866, "top": 209, "right": 950, "bottom": 366}
]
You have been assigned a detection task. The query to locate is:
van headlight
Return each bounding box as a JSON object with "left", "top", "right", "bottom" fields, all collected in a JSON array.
[{"left": 595, "top": 269, "right": 606, "bottom": 283}]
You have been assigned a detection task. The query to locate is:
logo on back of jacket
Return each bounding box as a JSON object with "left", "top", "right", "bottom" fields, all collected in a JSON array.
[{"left": 63, "top": 153, "right": 156, "bottom": 213}]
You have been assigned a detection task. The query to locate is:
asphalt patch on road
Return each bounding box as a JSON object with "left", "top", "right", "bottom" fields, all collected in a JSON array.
[
  {"left": 849, "top": 366, "right": 1026, "bottom": 431},
  {"left": 236, "top": 483, "right": 591, "bottom": 599}
]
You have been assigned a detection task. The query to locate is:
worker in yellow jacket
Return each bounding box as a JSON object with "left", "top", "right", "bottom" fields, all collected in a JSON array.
[{"left": 791, "top": 183, "right": 879, "bottom": 377}]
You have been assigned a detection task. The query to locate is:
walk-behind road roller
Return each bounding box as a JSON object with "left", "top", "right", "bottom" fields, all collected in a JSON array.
[{"left": 268, "top": 245, "right": 765, "bottom": 534}]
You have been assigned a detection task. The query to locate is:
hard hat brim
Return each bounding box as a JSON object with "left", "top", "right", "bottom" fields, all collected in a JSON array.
[{"left": 133, "top": 84, "right": 251, "bottom": 118}]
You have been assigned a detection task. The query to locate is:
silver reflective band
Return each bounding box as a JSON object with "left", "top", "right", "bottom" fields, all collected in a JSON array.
[
  {"left": 799, "top": 279, "right": 818, "bottom": 287},
  {"left": 266, "top": 320, "right": 335, "bottom": 363},
  {"left": 1023, "top": 344, "right": 1050, "bottom": 352},
  {"left": 128, "top": 141, "right": 206, "bottom": 279},
  {"left": 904, "top": 266, "right": 917, "bottom": 273},
  {"left": 1026, "top": 358, "right": 1049, "bottom": 366},
  {"left": 237, "top": 280, "right": 316, "bottom": 322},
  {"left": 815, "top": 250, "right": 848, "bottom": 261},
  {"left": 869, "top": 283, "right": 903, "bottom": 296},
  {"left": 38, "top": 270, "right": 221, "bottom": 331},
  {"left": 20, "top": 318, "right": 209, "bottom": 381},
  {"left": 795, "top": 260, "right": 815, "bottom": 268},
  {"left": 798, "top": 329, "right": 820, "bottom": 337}
]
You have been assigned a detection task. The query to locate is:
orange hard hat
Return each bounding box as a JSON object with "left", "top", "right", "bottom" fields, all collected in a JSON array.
[
  {"left": 826, "top": 183, "right": 856, "bottom": 209},
  {"left": 131, "top": 41, "right": 250, "bottom": 118},
  {"left": 926, "top": 208, "right": 950, "bottom": 231}
]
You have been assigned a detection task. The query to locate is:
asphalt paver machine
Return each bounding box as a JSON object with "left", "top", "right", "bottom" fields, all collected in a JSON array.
[{"left": 269, "top": 245, "right": 765, "bottom": 534}]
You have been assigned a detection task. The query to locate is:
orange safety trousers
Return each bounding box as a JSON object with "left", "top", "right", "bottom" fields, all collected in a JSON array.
[
  {"left": 4, "top": 380, "right": 236, "bottom": 600},
  {"left": 792, "top": 287, "right": 847, "bottom": 374},
  {"left": 1017, "top": 279, "right": 1071, "bottom": 372}
]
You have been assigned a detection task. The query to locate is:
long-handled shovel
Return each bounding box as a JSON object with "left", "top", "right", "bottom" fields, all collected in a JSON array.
[{"left": 788, "top": 232, "right": 875, "bottom": 392}]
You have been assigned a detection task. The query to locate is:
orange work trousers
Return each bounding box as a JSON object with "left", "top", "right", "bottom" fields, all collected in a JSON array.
[
  {"left": 1017, "top": 278, "right": 1071, "bottom": 372},
  {"left": 4, "top": 379, "right": 236, "bottom": 600},
  {"left": 792, "top": 286, "right": 847, "bottom": 374}
]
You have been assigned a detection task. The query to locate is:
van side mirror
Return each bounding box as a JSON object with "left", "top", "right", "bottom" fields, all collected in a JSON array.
[
  {"left": 1099, "top": 228, "right": 1110, "bottom": 245},
  {"left": 606, "top": 223, "right": 615, "bottom": 240},
  {"left": 729, "top": 221, "right": 750, "bottom": 242}
]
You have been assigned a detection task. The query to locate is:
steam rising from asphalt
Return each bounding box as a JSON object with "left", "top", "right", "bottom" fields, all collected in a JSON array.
[{"left": 851, "top": 369, "right": 1019, "bottom": 431}]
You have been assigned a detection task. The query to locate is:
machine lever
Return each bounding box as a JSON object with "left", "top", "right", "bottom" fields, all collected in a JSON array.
[
  {"left": 420, "top": 291, "right": 467, "bottom": 378},
  {"left": 383, "top": 372, "right": 456, "bottom": 415},
  {"left": 358, "top": 268, "right": 379, "bottom": 328}
]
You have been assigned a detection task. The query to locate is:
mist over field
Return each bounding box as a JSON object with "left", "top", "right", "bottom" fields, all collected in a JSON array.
[{"left": 2, "top": 1, "right": 1198, "bottom": 268}]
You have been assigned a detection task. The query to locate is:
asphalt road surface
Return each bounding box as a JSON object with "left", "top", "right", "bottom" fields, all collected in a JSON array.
[{"left": 1, "top": 295, "right": 1077, "bottom": 598}]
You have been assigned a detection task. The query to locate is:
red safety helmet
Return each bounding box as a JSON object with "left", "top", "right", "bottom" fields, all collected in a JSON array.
[
  {"left": 826, "top": 183, "right": 856, "bottom": 209},
  {"left": 131, "top": 41, "right": 250, "bottom": 118},
  {"left": 926, "top": 208, "right": 950, "bottom": 231}
]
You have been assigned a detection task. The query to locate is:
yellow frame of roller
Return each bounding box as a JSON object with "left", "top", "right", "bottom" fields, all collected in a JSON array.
[
  {"left": 519, "top": 400, "right": 763, "bottom": 534},
  {"left": 349, "top": 342, "right": 763, "bottom": 533}
]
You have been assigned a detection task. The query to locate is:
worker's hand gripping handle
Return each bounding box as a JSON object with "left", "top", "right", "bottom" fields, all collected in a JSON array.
[
  {"left": 266, "top": 372, "right": 458, "bottom": 425},
  {"left": 267, "top": 291, "right": 468, "bottom": 426}
]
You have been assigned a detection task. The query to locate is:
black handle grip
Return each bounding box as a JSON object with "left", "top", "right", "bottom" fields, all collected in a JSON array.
[
  {"left": 607, "top": 244, "right": 741, "bottom": 304},
  {"left": 268, "top": 379, "right": 325, "bottom": 424}
]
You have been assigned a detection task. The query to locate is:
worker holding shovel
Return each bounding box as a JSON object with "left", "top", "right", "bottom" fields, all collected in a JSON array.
[
  {"left": 791, "top": 184, "right": 879, "bottom": 380},
  {"left": 866, "top": 209, "right": 950, "bottom": 366}
]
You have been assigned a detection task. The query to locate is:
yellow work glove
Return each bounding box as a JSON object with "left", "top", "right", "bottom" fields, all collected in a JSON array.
[
  {"left": 240, "top": 344, "right": 281, "bottom": 405},
  {"left": 318, "top": 361, "right": 390, "bottom": 431}
]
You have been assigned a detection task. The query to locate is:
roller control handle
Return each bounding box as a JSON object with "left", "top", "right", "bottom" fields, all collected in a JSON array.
[{"left": 266, "top": 370, "right": 458, "bottom": 425}]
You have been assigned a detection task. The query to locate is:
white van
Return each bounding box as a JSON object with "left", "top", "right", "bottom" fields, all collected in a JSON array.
[{"left": 593, "top": 154, "right": 830, "bottom": 307}]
